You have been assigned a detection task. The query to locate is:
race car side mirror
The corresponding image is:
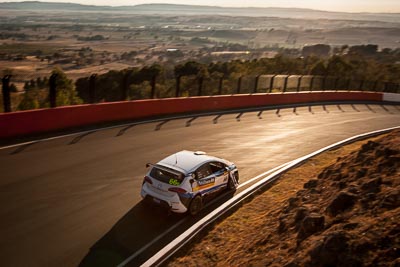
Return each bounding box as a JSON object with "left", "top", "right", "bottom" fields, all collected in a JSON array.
[{"left": 146, "top": 163, "right": 150, "bottom": 168}]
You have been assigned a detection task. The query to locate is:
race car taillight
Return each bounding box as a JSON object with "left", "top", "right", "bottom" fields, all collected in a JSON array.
[
  {"left": 143, "top": 176, "right": 153, "bottom": 184},
  {"left": 168, "top": 187, "right": 187, "bottom": 194}
]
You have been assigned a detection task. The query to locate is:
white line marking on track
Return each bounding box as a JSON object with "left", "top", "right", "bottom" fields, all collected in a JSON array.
[{"left": 117, "top": 217, "right": 188, "bottom": 267}]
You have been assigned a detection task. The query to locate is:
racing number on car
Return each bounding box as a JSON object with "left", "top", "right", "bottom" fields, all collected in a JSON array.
[{"left": 169, "top": 178, "right": 180, "bottom": 186}]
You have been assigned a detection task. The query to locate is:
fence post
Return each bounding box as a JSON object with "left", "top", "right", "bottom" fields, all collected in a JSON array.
[
  {"left": 283, "top": 75, "right": 289, "bottom": 93},
  {"left": 253, "top": 75, "right": 260, "bottom": 93},
  {"left": 89, "top": 74, "right": 97, "bottom": 104},
  {"left": 359, "top": 80, "right": 364, "bottom": 91},
  {"left": 49, "top": 73, "right": 57, "bottom": 108},
  {"left": 121, "top": 72, "right": 130, "bottom": 101},
  {"left": 322, "top": 76, "right": 327, "bottom": 91},
  {"left": 150, "top": 75, "right": 156, "bottom": 99},
  {"left": 373, "top": 80, "right": 378, "bottom": 92},
  {"left": 297, "top": 76, "right": 302, "bottom": 92},
  {"left": 269, "top": 75, "right": 276, "bottom": 93},
  {"left": 384, "top": 82, "right": 391, "bottom": 92},
  {"left": 218, "top": 77, "right": 224, "bottom": 95},
  {"left": 2, "top": 75, "right": 11, "bottom": 113},
  {"left": 197, "top": 76, "right": 204, "bottom": 96},
  {"left": 346, "top": 79, "right": 351, "bottom": 91},
  {"left": 310, "top": 76, "right": 314, "bottom": 91},
  {"left": 237, "top": 76, "right": 242, "bottom": 94},
  {"left": 334, "top": 77, "right": 339, "bottom": 91},
  {"left": 175, "top": 76, "right": 181, "bottom": 97}
]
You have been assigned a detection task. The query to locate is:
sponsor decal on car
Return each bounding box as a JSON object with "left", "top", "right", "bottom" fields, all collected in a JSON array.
[
  {"left": 198, "top": 177, "right": 215, "bottom": 185},
  {"left": 193, "top": 177, "right": 215, "bottom": 192}
]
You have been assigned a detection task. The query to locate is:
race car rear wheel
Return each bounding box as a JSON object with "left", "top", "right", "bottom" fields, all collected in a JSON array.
[{"left": 189, "top": 195, "right": 203, "bottom": 216}]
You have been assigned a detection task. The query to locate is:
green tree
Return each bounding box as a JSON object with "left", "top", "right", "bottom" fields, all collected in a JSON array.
[
  {"left": 139, "top": 64, "right": 163, "bottom": 98},
  {"left": 23, "top": 81, "right": 30, "bottom": 91},
  {"left": 302, "top": 44, "right": 331, "bottom": 58},
  {"left": 349, "top": 44, "right": 378, "bottom": 56},
  {"left": 10, "top": 83, "right": 18, "bottom": 92},
  {"left": 326, "top": 56, "right": 353, "bottom": 78},
  {"left": 51, "top": 68, "right": 83, "bottom": 106},
  {"left": 174, "top": 61, "right": 204, "bottom": 96},
  {"left": 18, "top": 92, "right": 39, "bottom": 110},
  {"left": 310, "top": 61, "right": 327, "bottom": 75},
  {"left": 36, "top": 77, "right": 42, "bottom": 87},
  {"left": 29, "top": 79, "right": 36, "bottom": 88}
]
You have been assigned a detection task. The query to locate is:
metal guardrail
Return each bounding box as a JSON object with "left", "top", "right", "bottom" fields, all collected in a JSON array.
[{"left": 136, "top": 125, "right": 400, "bottom": 267}]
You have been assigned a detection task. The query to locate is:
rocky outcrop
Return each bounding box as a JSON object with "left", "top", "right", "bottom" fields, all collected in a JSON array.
[
  {"left": 326, "top": 191, "right": 357, "bottom": 216},
  {"left": 276, "top": 130, "right": 400, "bottom": 267}
]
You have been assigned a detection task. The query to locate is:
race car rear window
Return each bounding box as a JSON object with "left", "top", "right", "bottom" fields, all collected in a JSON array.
[{"left": 150, "top": 167, "right": 184, "bottom": 185}]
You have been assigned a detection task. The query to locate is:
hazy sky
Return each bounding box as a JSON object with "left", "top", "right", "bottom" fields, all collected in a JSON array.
[{"left": 3, "top": 0, "right": 400, "bottom": 12}]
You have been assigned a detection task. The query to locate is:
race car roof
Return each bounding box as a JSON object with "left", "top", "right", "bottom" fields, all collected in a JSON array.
[{"left": 157, "top": 150, "right": 221, "bottom": 174}]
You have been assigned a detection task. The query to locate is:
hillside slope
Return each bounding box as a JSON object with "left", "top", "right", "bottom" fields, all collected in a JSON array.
[{"left": 167, "top": 130, "right": 400, "bottom": 266}]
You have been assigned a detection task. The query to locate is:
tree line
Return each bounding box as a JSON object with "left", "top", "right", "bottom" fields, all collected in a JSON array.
[
  {"left": 74, "top": 49, "right": 400, "bottom": 103},
  {"left": 7, "top": 45, "right": 400, "bottom": 111}
]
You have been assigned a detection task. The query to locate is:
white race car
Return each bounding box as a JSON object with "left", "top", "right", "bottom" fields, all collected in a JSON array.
[{"left": 140, "top": 150, "right": 239, "bottom": 215}]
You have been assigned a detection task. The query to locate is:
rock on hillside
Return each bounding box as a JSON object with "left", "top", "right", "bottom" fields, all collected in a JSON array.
[{"left": 278, "top": 130, "right": 399, "bottom": 267}]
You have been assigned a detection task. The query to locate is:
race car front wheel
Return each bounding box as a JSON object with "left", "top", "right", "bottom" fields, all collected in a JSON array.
[
  {"left": 189, "top": 195, "right": 203, "bottom": 216},
  {"left": 228, "top": 171, "right": 239, "bottom": 190}
]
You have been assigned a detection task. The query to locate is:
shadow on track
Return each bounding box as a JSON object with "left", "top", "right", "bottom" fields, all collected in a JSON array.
[
  {"left": 351, "top": 104, "right": 360, "bottom": 112},
  {"left": 236, "top": 112, "right": 243, "bottom": 122},
  {"left": 155, "top": 120, "right": 170, "bottom": 131},
  {"left": 337, "top": 104, "right": 345, "bottom": 112},
  {"left": 69, "top": 131, "right": 96, "bottom": 145},
  {"left": 79, "top": 191, "right": 235, "bottom": 267},
  {"left": 257, "top": 110, "right": 263, "bottom": 119},
  {"left": 116, "top": 125, "right": 135, "bottom": 137},
  {"left": 365, "top": 104, "right": 376, "bottom": 113},
  {"left": 213, "top": 114, "right": 223, "bottom": 124},
  {"left": 380, "top": 105, "right": 392, "bottom": 114},
  {"left": 185, "top": 117, "right": 198, "bottom": 127},
  {"left": 79, "top": 201, "right": 183, "bottom": 267},
  {"left": 10, "top": 141, "right": 39, "bottom": 155}
]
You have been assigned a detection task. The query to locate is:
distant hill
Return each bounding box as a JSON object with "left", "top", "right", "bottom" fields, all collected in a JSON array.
[
  {"left": 0, "top": 1, "right": 111, "bottom": 10},
  {"left": 0, "top": 1, "right": 399, "bottom": 23}
]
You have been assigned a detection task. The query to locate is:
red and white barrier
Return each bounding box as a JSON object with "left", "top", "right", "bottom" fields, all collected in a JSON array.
[
  {"left": 383, "top": 93, "right": 400, "bottom": 102},
  {"left": 0, "top": 91, "right": 388, "bottom": 139}
]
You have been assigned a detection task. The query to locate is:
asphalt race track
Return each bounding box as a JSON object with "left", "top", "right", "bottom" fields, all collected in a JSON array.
[{"left": 0, "top": 103, "right": 399, "bottom": 266}]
